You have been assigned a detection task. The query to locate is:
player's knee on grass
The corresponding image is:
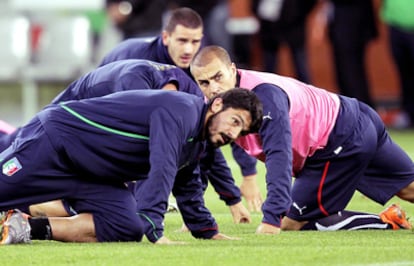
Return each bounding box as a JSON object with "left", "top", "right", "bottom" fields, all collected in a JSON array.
[{"left": 93, "top": 212, "right": 144, "bottom": 242}]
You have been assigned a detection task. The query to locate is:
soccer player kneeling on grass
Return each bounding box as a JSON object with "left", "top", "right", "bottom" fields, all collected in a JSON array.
[
  {"left": 189, "top": 45, "right": 414, "bottom": 234},
  {"left": 0, "top": 88, "right": 263, "bottom": 244}
]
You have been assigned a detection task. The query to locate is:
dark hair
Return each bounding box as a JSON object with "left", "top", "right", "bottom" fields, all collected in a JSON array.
[
  {"left": 209, "top": 88, "right": 263, "bottom": 134},
  {"left": 164, "top": 7, "right": 203, "bottom": 33}
]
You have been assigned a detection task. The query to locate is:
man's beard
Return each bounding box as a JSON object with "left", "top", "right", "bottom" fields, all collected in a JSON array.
[{"left": 205, "top": 111, "right": 232, "bottom": 148}]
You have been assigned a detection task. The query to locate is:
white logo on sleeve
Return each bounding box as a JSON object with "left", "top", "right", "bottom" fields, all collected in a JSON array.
[{"left": 263, "top": 112, "right": 272, "bottom": 120}]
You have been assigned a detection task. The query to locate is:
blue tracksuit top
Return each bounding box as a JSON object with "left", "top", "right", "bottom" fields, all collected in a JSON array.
[
  {"left": 52, "top": 59, "right": 203, "bottom": 103},
  {"left": 39, "top": 90, "right": 217, "bottom": 242}
]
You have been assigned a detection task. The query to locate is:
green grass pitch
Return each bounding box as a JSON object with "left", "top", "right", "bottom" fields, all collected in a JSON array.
[{"left": 1, "top": 130, "right": 414, "bottom": 266}]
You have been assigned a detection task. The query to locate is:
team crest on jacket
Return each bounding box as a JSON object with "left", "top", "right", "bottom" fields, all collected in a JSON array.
[{"left": 2, "top": 157, "right": 22, "bottom": 176}]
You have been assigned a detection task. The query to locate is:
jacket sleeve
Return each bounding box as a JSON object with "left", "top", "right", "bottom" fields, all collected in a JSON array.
[
  {"left": 173, "top": 161, "right": 219, "bottom": 239},
  {"left": 253, "top": 84, "right": 293, "bottom": 227},
  {"left": 135, "top": 107, "right": 185, "bottom": 243},
  {"left": 200, "top": 145, "right": 242, "bottom": 206},
  {"left": 230, "top": 142, "right": 258, "bottom": 177}
]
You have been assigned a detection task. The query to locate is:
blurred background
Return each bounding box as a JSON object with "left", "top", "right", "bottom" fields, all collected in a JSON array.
[{"left": 0, "top": 0, "right": 410, "bottom": 129}]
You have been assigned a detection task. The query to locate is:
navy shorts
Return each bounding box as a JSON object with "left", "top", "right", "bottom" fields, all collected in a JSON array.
[
  {"left": 0, "top": 117, "right": 144, "bottom": 242},
  {"left": 287, "top": 100, "right": 414, "bottom": 221}
]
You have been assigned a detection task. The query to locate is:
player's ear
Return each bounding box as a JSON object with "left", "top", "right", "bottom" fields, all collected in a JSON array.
[
  {"left": 210, "top": 97, "right": 223, "bottom": 114},
  {"left": 161, "top": 30, "right": 169, "bottom": 45},
  {"left": 230, "top": 62, "right": 237, "bottom": 75}
]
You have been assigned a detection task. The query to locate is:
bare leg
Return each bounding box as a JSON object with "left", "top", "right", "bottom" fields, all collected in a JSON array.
[
  {"left": 396, "top": 181, "right": 414, "bottom": 203},
  {"left": 49, "top": 213, "right": 97, "bottom": 242},
  {"left": 281, "top": 216, "right": 307, "bottom": 230},
  {"left": 29, "top": 200, "right": 70, "bottom": 217}
]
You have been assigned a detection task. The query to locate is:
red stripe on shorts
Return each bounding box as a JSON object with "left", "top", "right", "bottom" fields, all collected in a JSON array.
[{"left": 318, "top": 161, "right": 330, "bottom": 216}]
